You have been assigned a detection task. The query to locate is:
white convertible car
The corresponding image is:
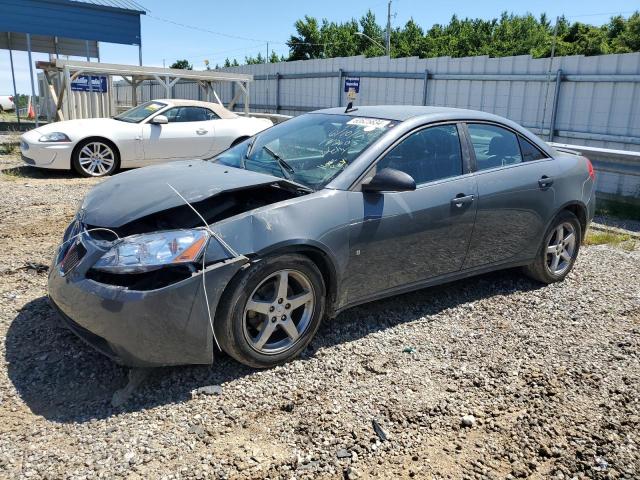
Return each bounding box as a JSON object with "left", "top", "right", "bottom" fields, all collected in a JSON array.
[{"left": 20, "top": 99, "right": 273, "bottom": 177}]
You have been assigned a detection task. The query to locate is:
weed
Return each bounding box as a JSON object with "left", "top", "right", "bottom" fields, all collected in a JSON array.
[{"left": 585, "top": 230, "right": 635, "bottom": 250}]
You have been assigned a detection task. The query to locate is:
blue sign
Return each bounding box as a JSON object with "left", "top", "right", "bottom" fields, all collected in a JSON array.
[
  {"left": 71, "top": 75, "right": 108, "bottom": 93},
  {"left": 344, "top": 76, "right": 360, "bottom": 93}
]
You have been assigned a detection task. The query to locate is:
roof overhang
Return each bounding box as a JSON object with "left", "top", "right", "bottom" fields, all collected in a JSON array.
[
  {"left": 1, "top": 0, "right": 145, "bottom": 46},
  {"left": 0, "top": 32, "right": 98, "bottom": 56}
]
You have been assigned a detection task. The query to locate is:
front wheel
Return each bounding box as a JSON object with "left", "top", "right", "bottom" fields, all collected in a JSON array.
[
  {"left": 524, "top": 210, "right": 581, "bottom": 284},
  {"left": 215, "top": 254, "right": 326, "bottom": 368},
  {"left": 72, "top": 139, "right": 119, "bottom": 177}
]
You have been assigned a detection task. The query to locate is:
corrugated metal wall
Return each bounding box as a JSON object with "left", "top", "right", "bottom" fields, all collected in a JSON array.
[{"left": 113, "top": 52, "right": 640, "bottom": 152}]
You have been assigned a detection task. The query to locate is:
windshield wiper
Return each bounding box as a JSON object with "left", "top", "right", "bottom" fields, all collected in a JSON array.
[{"left": 262, "top": 145, "right": 295, "bottom": 179}]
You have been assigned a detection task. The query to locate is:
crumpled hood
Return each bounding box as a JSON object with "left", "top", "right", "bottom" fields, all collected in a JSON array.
[{"left": 80, "top": 160, "right": 283, "bottom": 228}]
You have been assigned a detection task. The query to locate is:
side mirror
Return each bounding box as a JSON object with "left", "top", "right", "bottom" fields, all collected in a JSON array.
[
  {"left": 362, "top": 168, "right": 416, "bottom": 193},
  {"left": 151, "top": 115, "right": 168, "bottom": 125}
]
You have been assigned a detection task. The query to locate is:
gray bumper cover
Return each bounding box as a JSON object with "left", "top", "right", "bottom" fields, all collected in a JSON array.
[{"left": 47, "top": 233, "right": 246, "bottom": 367}]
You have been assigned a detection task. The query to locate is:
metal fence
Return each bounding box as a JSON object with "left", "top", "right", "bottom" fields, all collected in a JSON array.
[{"left": 114, "top": 52, "right": 640, "bottom": 153}]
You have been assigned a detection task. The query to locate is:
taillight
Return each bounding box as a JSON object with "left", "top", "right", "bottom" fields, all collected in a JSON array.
[
  {"left": 585, "top": 157, "right": 595, "bottom": 180},
  {"left": 8, "top": 96, "right": 13, "bottom": 102}
]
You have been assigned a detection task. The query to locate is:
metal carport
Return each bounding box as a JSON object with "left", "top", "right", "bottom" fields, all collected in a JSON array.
[
  {"left": 1, "top": 0, "right": 146, "bottom": 126},
  {"left": 36, "top": 59, "right": 254, "bottom": 120}
]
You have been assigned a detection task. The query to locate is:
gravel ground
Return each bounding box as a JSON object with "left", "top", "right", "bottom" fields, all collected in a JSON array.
[{"left": 1, "top": 153, "right": 639, "bottom": 479}]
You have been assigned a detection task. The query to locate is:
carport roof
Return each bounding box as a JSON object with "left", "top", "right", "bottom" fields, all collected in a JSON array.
[{"left": 68, "top": 0, "right": 146, "bottom": 13}]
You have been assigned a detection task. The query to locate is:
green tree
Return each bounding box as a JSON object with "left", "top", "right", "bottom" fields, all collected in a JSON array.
[
  {"left": 282, "top": 9, "right": 640, "bottom": 61},
  {"left": 245, "top": 52, "right": 265, "bottom": 64},
  {"left": 169, "top": 59, "right": 193, "bottom": 70},
  {"left": 287, "top": 15, "right": 324, "bottom": 60}
]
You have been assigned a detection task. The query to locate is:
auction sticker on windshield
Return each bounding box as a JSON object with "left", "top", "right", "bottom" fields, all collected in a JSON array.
[{"left": 347, "top": 117, "right": 391, "bottom": 131}]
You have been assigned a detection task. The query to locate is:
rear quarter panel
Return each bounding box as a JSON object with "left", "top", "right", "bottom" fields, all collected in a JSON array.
[{"left": 550, "top": 152, "right": 595, "bottom": 223}]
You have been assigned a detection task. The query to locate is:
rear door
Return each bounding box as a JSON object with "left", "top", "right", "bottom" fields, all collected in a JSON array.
[
  {"left": 462, "top": 122, "right": 558, "bottom": 269},
  {"left": 344, "top": 123, "right": 478, "bottom": 302},
  {"left": 142, "top": 106, "right": 216, "bottom": 161}
]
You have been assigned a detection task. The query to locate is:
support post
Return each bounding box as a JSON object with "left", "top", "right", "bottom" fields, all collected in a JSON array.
[
  {"left": 138, "top": 43, "right": 143, "bottom": 66},
  {"left": 26, "top": 33, "right": 39, "bottom": 127},
  {"left": 549, "top": 69, "right": 562, "bottom": 142},
  {"left": 131, "top": 77, "right": 138, "bottom": 106},
  {"left": 422, "top": 69, "right": 429, "bottom": 106},
  {"left": 86, "top": 40, "right": 94, "bottom": 119},
  {"left": 7, "top": 33, "right": 20, "bottom": 127},
  {"left": 43, "top": 70, "right": 64, "bottom": 121},
  {"left": 337, "top": 68, "right": 344, "bottom": 107},
  {"left": 64, "top": 65, "right": 75, "bottom": 120},
  {"left": 244, "top": 82, "right": 249, "bottom": 114},
  {"left": 275, "top": 73, "right": 281, "bottom": 113}
]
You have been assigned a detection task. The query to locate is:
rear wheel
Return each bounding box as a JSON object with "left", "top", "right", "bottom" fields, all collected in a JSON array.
[
  {"left": 216, "top": 254, "right": 326, "bottom": 368},
  {"left": 72, "top": 139, "right": 119, "bottom": 177},
  {"left": 524, "top": 210, "right": 581, "bottom": 283}
]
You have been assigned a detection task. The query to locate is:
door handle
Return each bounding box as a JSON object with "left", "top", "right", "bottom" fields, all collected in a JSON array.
[
  {"left": 196, "top": 129, "right": 208, "bottom": 135},
  {"left": 451, "top": 194, "right": 474, "bottom": 208},
  {"left": 538, "top": 175, "right": 554, "bottom": 189}
]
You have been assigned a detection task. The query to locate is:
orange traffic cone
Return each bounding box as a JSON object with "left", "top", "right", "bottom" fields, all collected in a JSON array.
[{"left": 27, "top": 98, "right": 35, "bottom": 119}]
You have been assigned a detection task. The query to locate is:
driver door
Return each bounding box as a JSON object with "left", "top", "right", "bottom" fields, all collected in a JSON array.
[
  {"left": 343, "top": 123, "right": 478, "bottom": 303},
  {"left": 142, "top": 106, "right": 216, "bottom": 161}
]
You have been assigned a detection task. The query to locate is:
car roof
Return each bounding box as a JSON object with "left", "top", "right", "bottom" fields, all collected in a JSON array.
[
  {"left": 153, "top": 99, "right": 238, "bottom": 119},
  {"left": 315, "top": 105, "right": 509, "bottom": 123}
]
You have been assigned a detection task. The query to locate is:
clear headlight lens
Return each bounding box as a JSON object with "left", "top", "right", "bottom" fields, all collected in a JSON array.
[
  {"left": 93, "top": 229, "right": 209, "bottom": 273},
  {"left": 39, "top": 132, "right": 71, "bottom": 142}
]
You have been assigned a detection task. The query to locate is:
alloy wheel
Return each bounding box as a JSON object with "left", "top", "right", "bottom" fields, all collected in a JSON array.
[
  {"left": 545, "top": 222, "right": 577, "bottom": 276},
  {"left": 242, "top": 269, "right": 315, "bottom": 355},
  {"left": 78, "top": 142, "right": 115, "bottom": 176}
]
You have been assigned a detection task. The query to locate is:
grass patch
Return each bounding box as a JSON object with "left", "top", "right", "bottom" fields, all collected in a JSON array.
[
  {"left": 585, "top": 230, "right": 636, "bottom": 250},
  {"left": 0, "top": 143, "right": 18, "bottom": 155}
]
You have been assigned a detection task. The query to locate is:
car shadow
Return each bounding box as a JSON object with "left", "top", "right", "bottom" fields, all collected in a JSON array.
[
  {"left": 0, "top": 165, "right": 80, "bottom": 180},
  {"left": 5, "top": 268, "right": 543, "bottom": 423},
  {"left": 0, "top": 165, "right": 135, "bottom": 179}
]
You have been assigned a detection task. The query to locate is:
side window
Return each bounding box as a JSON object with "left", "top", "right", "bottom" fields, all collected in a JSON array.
[
  {"left": 376, "top": 124, "right": 463, "bottom": 185},
  {"left": 162, "top": 107, "right": 181, "bottom": 122},
  {"left": 467, "top": 124, "right": 522, "bottom": 170},
  {"left": 203, "top": 108, "right": 220, "bottom": 120},
  {"left": 178, "top": 107, "right": 208, "bottom": 122},
  {"left": 162, "top": 107, "right": 210, "bottom": 123},
  {"left": 518, "top": 136, "right": 547, "bottom": 162}
]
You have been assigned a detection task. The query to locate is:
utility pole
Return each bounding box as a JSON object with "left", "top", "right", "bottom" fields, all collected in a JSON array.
[{"left": 386, "top": 0, "right": 392, "bottom": 57}]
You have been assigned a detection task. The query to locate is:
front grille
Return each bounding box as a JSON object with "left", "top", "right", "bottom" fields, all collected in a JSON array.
[{"left": 60, "top": 242, "right": 87, "bottom": 275}]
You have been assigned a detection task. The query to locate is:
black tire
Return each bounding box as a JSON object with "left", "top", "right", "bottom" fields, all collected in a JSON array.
[
  {"left": 524, "top": 210, "right": 581, "bottom": 284},
  {"left": 215, "top": 254, "right": 326, "bottom": 368},
  {"left": 72, "top": 138, "right": 120, "bottom": 177}
]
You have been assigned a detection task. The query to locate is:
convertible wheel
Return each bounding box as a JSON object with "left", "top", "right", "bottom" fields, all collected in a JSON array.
[
  {"left": 216, "top": 254, "right": 326, "bottom": 368},
  {"left": 72, "top": 139, "right": 119, "bottom": 177},
  {"left": 524, "top": 210, "right": 581, "bottom": 284}
]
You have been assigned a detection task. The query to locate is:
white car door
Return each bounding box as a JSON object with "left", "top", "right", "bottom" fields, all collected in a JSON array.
[{"left": 142, "top": 106, "right": 216, "bottom": 161}]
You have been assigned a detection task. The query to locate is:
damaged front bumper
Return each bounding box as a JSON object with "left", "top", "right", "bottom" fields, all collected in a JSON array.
[{"left": 48, "top": 223, "right": 247, "bottom": 367}]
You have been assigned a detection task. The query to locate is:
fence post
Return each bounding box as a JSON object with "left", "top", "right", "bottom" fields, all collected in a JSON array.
[
  {"left": 337, "top": 69, "right": 344, "bottom": 107},
  {"left": 549, "top": 69, "right": 562, "bottom": 141},
  {"left": 422, "top": 69, "right": 429, "bottom": 105},
  {"left": 275, "top": 73, "right": 280, "bottom": 113}
]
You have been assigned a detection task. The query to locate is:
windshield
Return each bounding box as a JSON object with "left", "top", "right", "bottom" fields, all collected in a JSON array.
[
  {"left": 212, "top": 113, "right": 397, "bottom": 190},
  {"left": 114, "top": 101, "right": 167, "bottom": 123}
]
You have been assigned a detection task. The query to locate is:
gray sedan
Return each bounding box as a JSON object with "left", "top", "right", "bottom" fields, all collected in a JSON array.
[{"left": 48, "top": 106, "right": 596, "bottom": 368}]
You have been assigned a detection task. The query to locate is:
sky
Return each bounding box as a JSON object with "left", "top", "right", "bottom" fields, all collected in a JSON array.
[{"left": 2, "top": 0, "right": 639, "bottom": 93}]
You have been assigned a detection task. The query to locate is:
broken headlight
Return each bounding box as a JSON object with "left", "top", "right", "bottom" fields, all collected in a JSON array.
[{"left": 93, "top": 229, "right": 209, "bottom": 273}]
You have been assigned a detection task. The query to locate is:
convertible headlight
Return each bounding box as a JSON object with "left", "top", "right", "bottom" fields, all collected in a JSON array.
[
  {"left": 39, "top": 132, "right": 71, "bottom": 142},
  {"left": 93, "top": 229, "right": 209, "bottom": 273}
]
